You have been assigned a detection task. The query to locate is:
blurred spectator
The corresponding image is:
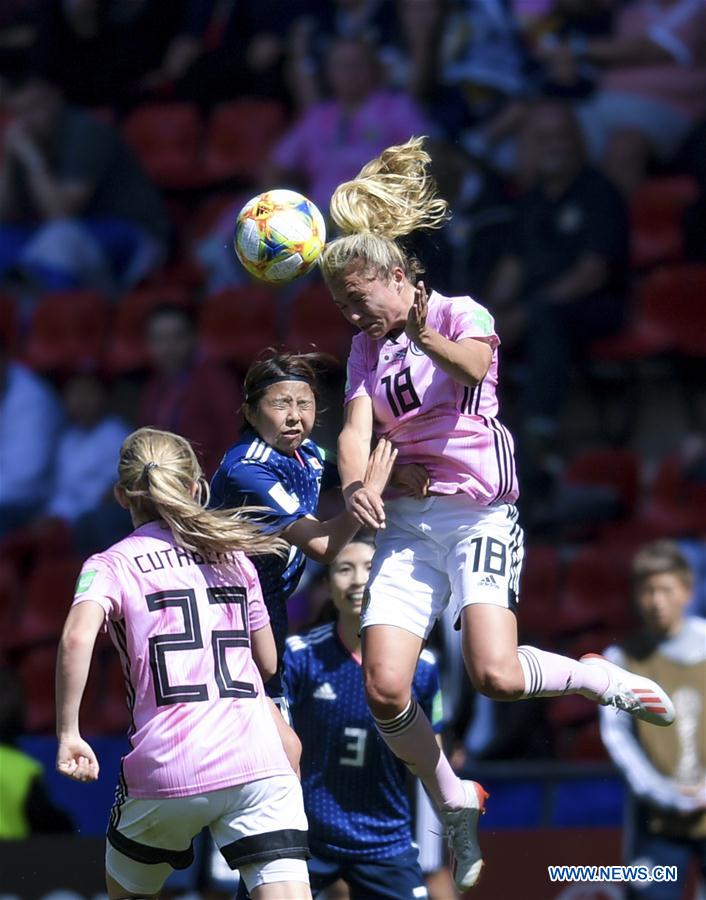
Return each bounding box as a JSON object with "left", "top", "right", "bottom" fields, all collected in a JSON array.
[
  {"left": 268, "top": 36, "right": 430, "bottom": 213},
  {"left": 43, "top": 373, "right": 128, "bottom": 525},
  {"left": 598, "top": 542, "right": 706, "bottom": 900},
  {"left": 0, "top": 341, "right": 62, "bottom": 536},
  {"left": 32, "top": 0, "right": 185, "bottom": 108},
  {"left": 486, "top": 101, "right": 628, "bottom": 460},
  {"left": 149, "top": 0, "right": 306, "bottom": 105},
  {"left": 0, "top": 76, "right": 168, "bottom": 294},
  {"left": 287, "top": 0, "right": 397, "bottom": 110},
  {"left": 408, "top": 139, "right": 513, "bottom": 298},
  {"left": 139, "top": 305, "right": 242, "bottom": 478},
  {"left": 540, "top": 0, "right": 706, "bottom": 194},
  {"left": 679, "top": 119, "right": 706, "bottom": 262},
  {"left": 0, "top": 668, "right": 73, "bottom": 839}
]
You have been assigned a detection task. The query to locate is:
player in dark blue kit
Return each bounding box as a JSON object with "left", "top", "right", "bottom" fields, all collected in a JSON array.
[
  {"left": 210, "top": 351, "right": 396, "bottom": 725},
  {"left": 284, "top": 534, "right": 444, "bottom": 900}
]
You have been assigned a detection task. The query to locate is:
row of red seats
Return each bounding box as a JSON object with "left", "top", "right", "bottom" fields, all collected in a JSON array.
[
  {"left": 0, "top": 280, "right": 355, "bottom": 374},
  {"left": 590, "top": 262, "right": 706, "bottom": 360},
  {"left": 121, "top": 99, "right": 287, "bottom": 188}
]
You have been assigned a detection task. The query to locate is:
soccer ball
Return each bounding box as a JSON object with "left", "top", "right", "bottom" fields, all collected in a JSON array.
[{"left": 234, "top": 189, "right": 327, "bottom": 284}]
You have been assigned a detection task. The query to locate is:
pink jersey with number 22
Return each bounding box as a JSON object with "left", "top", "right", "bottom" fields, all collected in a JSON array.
[
  {"left": 72, "top": 521, "right": 292, "bottom": 799},
  {"left": 344, "top": 291, "right": 518, "bottom": 504}
]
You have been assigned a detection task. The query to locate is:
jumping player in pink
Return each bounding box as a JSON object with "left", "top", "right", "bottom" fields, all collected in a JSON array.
[
  {"left": 55, "top": 427, "right": 313, "bottom": 899},
  {"left": 319, "top": 137, "right": 676, "bottom": 892}
]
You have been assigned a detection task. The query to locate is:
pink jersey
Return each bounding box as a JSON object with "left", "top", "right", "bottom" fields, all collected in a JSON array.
[
  {"left": 72, "top": 521, "right": 292, "bottom": 799},
  {"left": 344, "top": 291, "right": 518, "bottom": 504}
]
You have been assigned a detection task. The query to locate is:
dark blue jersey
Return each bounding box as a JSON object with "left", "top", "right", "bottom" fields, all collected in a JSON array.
[
  {"left": 284, "top": 623, "right": 443, "bottom": 861},
  {"left": 210, "top": 434, "right": 337, "bottom": 672}
]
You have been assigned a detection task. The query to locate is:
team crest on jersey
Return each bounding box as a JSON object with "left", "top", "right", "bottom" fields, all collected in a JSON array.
[{"left": 75, "top": 570, "right": 97, "bottom": 594}]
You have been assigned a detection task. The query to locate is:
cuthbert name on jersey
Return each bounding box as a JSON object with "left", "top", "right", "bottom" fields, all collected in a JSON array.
[{"left": 133, "top": 546, "right": 241, "bottom": 574}]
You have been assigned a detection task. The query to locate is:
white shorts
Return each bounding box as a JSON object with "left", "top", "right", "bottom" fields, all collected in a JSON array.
[
  {"left": 106, "top": 774, "right": 309, "bottom": 895},
  {"left": 361, "top": 495, "right": 524, "bottom": 640}
]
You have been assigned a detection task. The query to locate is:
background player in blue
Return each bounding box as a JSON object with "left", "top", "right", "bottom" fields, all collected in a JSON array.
[
  {"left": 210, "top": 351, "right": 396, "bottom": 722},
  {"left": 284, "top": 533, "right": 445, "bottom": 900}
]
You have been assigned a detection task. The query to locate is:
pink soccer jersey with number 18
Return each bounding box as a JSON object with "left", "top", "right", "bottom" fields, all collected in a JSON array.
[
  {"left": 344, "top": 291, "right": 519, "bottom": 505},
  {"left": 72, "top": 520, "right": 292, "bottom": 799}
]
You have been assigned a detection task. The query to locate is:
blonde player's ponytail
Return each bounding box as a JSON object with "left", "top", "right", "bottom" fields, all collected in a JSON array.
[
  {"left": 330, "top": 136, "right": 449, "bottom": 239},
  {"left": 118, "top": 428, "right": 286, "bottom": 558},
  {"left": 321, "top": 137, "right": 449, "bottom": 283}
]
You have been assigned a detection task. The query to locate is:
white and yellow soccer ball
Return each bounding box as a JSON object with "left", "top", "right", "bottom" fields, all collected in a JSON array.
[{"left": 234, "top": 189, "right": 327, "bottom": 284}]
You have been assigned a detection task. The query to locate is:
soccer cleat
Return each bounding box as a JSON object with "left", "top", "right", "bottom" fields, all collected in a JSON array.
[
  {"left": 580, "top": 653, "right": 675, "bottom": 727},
  {"left": 444, "top": 780, "right": 489, "bottom": 891}
]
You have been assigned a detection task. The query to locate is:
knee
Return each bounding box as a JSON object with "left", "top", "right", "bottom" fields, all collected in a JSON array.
[
  {"left": 363, "top": 663, "right": 412, "bottom": 719},
  {"left": 468, "top": 658, "right": 524, "bottom": 701}
]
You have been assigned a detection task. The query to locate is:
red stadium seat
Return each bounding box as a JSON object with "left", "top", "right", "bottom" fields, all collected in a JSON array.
[
  {"left": 517, "top": 546, "right": 561, "bottom": 643},
  {"left": 25, "top": 290, "right": 110, "bottom": 373},
  {"left": 107, "top": 284, "right": 190, "bottom": 374},
  {"left": 122, "top": 103, "right": 203, "bottom": 189},
  {"left": 564, "top": 448, "right": 641, "bottom": 519},
  {"left": 284, "top": 281, "right": 356, "bottom": 364},
  {"left": 191, "top": 193, "right": 243, "bottom": 240},
  {"left": 592, "top": 264, "right": 706, "bottom": 361},
  {"left": 199, "top": 286, "right": 279, "bottom": 369},
  {"left": 203, "top": 100, "right": 287, "bottom": 182},
  {"left": 630, "top": 176, "right": 698, "bottom": 269},
  {"left": 639, "top": 453, "right": 706, "bottom": 536},
  {"left": 557, "top": 547, "right": 635, "bottom": 635},
  {"left": 11, "top": 558, "right": 82, "bottom": 648}
]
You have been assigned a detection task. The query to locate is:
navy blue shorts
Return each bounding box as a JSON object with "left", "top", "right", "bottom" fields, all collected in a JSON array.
[{"left": 309, "top": 847, "right": 427, "bottom": 899}]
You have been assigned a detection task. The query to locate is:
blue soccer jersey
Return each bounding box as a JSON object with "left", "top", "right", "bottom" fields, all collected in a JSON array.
[
  {"left": 210, "top": 433, "right": 337, "bottom": 672},
  {"left": 284, "top": 623, "right": 443, "bottom": 861}
]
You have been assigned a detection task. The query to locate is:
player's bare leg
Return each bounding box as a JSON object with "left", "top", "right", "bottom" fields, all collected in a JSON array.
[
  {"left": 362, "top": 624, "right": 487, "bottom": 890},
  {"left": 459, "top": 603, "right": 674, "bottom": 724}
]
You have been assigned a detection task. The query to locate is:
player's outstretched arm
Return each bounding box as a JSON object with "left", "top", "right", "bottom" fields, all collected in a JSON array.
[
  {"left": 339, "top": 396, "right": 387, "bottom": 529},
  {"left": 406, "top": 281, "right": 493, "bottom": 387},
  {"left": 285, "top": 440, "right": 397, "bottom": 561},
  {"left": 55, "top": 601, "right": 104, "bottom": 783}
]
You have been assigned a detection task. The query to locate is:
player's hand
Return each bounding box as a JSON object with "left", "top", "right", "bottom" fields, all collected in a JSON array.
[
  {"left": 363, "top": 438, "right": 398, "bottom": 495},
  {"left": 405, "top": 281, "right": 429, "bottom": 343},
  {"left": 391, "top": 463, "right": 430, "bottom": 498},
  {"left": 346, "top": 485, "right": 387, "bottom": 530},
  {"left": 56, "top": 735, "right": 99, "bottom": 783}
]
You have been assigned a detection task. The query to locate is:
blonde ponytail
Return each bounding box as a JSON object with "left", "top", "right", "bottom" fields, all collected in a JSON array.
[
  {"left": 118, "top": 428, "right": 286, "bottom": 558},
  {"left": 321, "top": 137, "right": 449, "bottom": 284},
  {"left": 330, "top": 136, "right": 449, "bottom": 239}
]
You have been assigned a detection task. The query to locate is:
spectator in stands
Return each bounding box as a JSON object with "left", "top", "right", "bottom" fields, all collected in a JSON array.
[
  {"left": 32, "top": 0, "right": 185, "bottom": 108},
  {"left": 268, "top": 36, "right": 430, "bottom": 213},
  {"left": 486, "top": 101, "right": 628, "bottom": 464},
  {"left": 43, "top": 373, "right": 129, "bottom": 526},
  {"left": 598, "top": 541, "right": 706, "bottom": 900},
  {"left": 146, "top": 0, "right": 305, "bottom": 105},
  {"left": 0, "top": 341, "right": 62, "bottom": 536},
  {"left": 0, "top": 75, "right": 168, "bottom": 294},
  {"left": 139, "top": 305, "right": 242, "bottom": 479},
  {"left": 0, "top": 668, "right": 73, "bottom": 839},
  {"left": 540, "top": 0, "right": 706, "bottom": 194}
]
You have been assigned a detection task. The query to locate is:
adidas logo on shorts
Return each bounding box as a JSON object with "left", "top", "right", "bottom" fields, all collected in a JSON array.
[
  {"left": 313, "top": 682, "right": 337, "bottom": 701},
  {"left": 478, "top": 574, "right": 500, "bottom": 589}
]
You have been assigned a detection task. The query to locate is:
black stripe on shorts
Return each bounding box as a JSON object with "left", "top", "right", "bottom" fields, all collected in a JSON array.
[
  {"left": 220, "top": 828, "right": 310, "bottom": 869},
  {"left": 107, "top": 822, "right": 194, "bottom": 870}
]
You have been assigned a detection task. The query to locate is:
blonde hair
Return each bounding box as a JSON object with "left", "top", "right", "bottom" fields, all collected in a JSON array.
[
  {"left": 321, "top": 136, "right": 449, "bottom": 283},
  {"left": 118, "top": 428, "right": 285, "bottom": 558}
]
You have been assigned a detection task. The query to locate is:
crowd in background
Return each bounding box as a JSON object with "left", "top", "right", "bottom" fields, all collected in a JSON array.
[{"left": 0, "top": 0, "right": 705, "bottom": 795}]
